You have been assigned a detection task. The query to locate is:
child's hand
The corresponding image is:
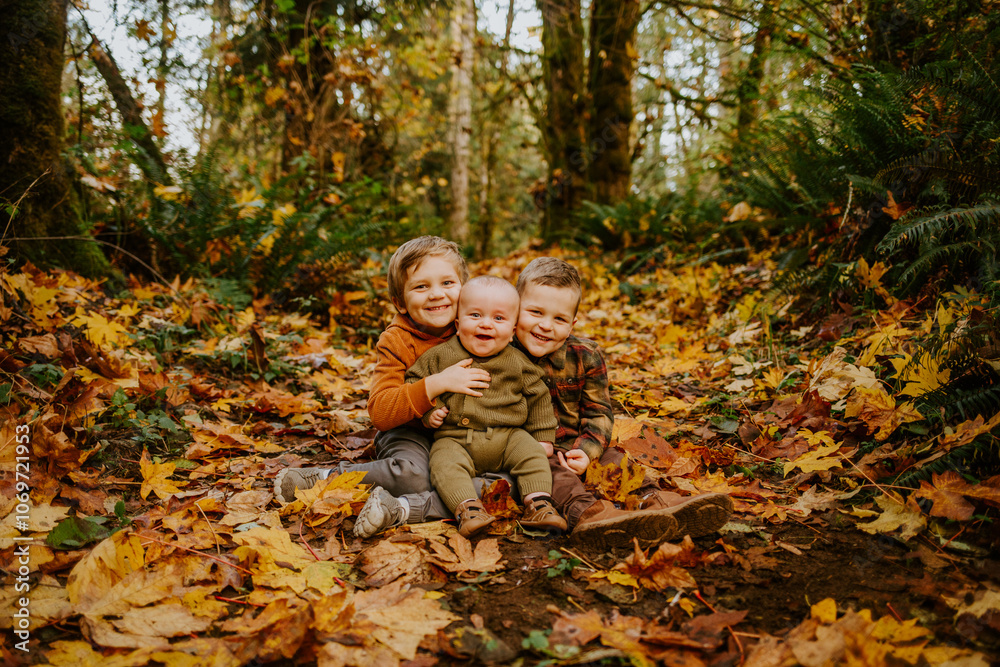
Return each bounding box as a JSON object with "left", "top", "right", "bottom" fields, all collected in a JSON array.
[
  {"left": 428, "top": 358, "right": 491, "bottom": 398},
  {"left": 557, "top": 449, "right": 590, "bottom": 475},
  {"left": 426, "top": 406, "right": 449, "bottom": 428},
  {"left": 539, "top": 441, "right": 554, "bottom": 457}
]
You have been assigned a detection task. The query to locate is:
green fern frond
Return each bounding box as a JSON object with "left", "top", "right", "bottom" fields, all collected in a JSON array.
[{"left": 877, "top": 200, "right": 1000, "bottom": 253}]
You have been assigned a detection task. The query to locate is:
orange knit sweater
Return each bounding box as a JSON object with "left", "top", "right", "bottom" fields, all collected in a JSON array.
[{"left": 367, "top": 314, "right": 456, "bottom": 432}]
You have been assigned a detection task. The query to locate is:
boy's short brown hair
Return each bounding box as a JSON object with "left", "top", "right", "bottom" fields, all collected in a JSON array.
[
  {"left": 515, "top": 257, "right": 582, "bottom": 313},
  {"left": 387, "top": 236, "right": 469, "bottom": 306}
]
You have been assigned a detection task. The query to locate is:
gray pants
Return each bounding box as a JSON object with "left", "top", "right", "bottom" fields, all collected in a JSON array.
[{"left": 338, "top": 427, "right": 518, "bottom": 522}]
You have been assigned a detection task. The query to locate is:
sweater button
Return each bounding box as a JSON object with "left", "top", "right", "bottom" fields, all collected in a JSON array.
[{"left": 461, "top": 418, "right": 470, "bottom": 425}]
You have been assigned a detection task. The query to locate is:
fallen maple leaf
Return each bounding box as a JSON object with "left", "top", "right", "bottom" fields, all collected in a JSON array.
[
  {"left": 890, "top": 351, "right": 951, "bottom": 398},
  {"left": 782, "top": 442, "right": 843, "bottom": 477},
  {"left": 425, "top": 534, "right": 505, "bottom": 575},
  {"left": 480, "top": 477, "right": 520, "bottom": 518},
  {"left": 585, "top": 451, "right": 646, "bottom": 501},
  {"left": 139, "top": 450, "right": 187, "bottom": 501},
  {"left": 856, "top": 493, "right": 926, "bottom": 540},
  {"left": 613, "top": 538, "right": 697, "bottom": 591},
  {"left": 912, "top": 471, "right": 1000, "bottom": 521},
  {"left": 844, "top": 385, "right": 923, "bottom": 441}
]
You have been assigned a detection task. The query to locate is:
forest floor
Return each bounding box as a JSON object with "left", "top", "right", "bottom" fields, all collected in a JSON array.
[{"left": 2, "top": 246, "right": 999, "bottom": 666}]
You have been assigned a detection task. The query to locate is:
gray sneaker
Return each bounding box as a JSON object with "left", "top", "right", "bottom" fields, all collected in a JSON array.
[
  {"left": 273, "top": 467, "right": 329, "bottom": 503},
  {"left": 354, "top": 487, "right": 405, "bottom": 538}
]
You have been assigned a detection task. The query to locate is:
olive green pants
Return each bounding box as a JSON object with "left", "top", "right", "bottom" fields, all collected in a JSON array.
[{"left": 430, "top": 427, "right": 551, "bottom": 514}]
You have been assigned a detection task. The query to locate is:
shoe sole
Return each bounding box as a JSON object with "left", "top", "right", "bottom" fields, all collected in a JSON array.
[
  {"left": 570, "top": 509, "right": 679, "bottom": 551},
  {"left": 273, "top": 469, "right": 323, "bottom": 503},
  {"left": 669, "top": 494, "right": 734, "bottom": 538},
  {"left": 355, "top": 488, "right": 403, "bottom": 538}
]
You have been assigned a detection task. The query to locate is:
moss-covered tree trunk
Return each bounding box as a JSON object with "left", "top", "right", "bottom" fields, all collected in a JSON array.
[
  {"left": 734, "top": 1, "right": 775, "bottom": 143},
  {"left": 587, "top": 0, "right": 641, "bottom": 204},
  {"left": 0, "top": 0, "right": 109, "bottom": 276},
  {"left": 537, "top": 0, "right": 587, "bottom": 241}
]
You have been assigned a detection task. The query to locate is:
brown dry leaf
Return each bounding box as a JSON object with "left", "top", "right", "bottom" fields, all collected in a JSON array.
[
  {"left": 425, "top": 534, "right": 505, "bottom": 574},
  {"left": 844, "top": 385, "right": 923, "bottom": 441},
  {"left": 111, "top": 603, "right": 213, "bottom": 637},
  {"left": 614, "top": 420, "right": 679, "bottom": 470},
  {"left": 352, "top": 579, "right": 457, "bottom": 660},
  {"left": 66, "top": 531, "right": 146, "bottom": 608},
  {"left": 42, "top": 639, "right": 155, "bottom": 667},
  {"left": 787, "top": 485, "right": 862, "bottom": 517},
  {"left": 480, "top": 477, "right": 519, "bottom": 518},
  {"left": 358, "top": 539, "right": 426, "bottom": 587},
  {"left": 912, "top": 471, "right": 1000, "bottom": 521},
  {"left": 806, "top": 347, "right": 879, "bottom": 402},
  {"left": 939, "top": 412, "right": 1000, "bottom": 450},
  {"left": 217, "top": 597, "right": 312, "bottom": 662},
  {"left": 613, "top": 539, "right": 697, "bottom": 591},
  {"left": 856, "top": 493, "right": 926, "bottom": 540}
]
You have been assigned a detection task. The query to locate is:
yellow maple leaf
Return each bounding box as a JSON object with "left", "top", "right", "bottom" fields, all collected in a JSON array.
[
  {"left": 797, "top": 428, "right": 836, "bottom": 447},
  {"left": 845, "top": 385, "right": 923, "bottom": 440},
  {"left": 588, "top": 569, "right": 639, "bottom": 588},
  {"left": 890, "top": 352, "right": 951, "bottom": 398},
  {"left": 585, "top": 452, "right": 645, "bottom": 503},
  {"left": 811, "top": 597, "right": 838, "bottom": 623},
  {"left": 783, "top": 443, "right": 843, "bottom": 477},
  {"left": 72, "top": 311, "right": 130, "bottom": 348},
  {"left": 139, "top": 450, "right": 187, "bottom": 500}
]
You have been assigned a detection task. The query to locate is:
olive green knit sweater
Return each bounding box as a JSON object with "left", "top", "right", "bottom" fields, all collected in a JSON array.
[{"left": 405, "top": 337, "right": 557, "bottom": 443}]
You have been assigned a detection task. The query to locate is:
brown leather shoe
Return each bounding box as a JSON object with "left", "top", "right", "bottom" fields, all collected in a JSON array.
[
  {"left": 640, "top": 492, "right": 733, "bottom": 538},
  {"left": 519, "top": 496, "right": 568, "bottom": 533},
  {"left": 570, "top": 500, "right": 680, "bottom": 551},
  {"left": 455, "top": 499, "right": 495, "bottom": 538}
]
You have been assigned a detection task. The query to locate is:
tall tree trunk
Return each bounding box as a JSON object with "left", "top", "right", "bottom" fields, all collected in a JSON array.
[
  {"left": 587, "top": 0, "right": 641, "bottom": 204},
  {"left": 448, "top": 0, "right": 475, "bottom": 246},
  {"left": 89, "top": 37, "right": 172, "bottom": 184},
  {"left": 537, "top": 0, "right": 587, "bottom": 241},
  {"left": 477, "top": 0, "right": 515, "bottom": 259},
  {"left": 0, "top": 0, "right": 109, "bottom": 276},
  {"left": 735, "top": 1, "right": 775, "bottom": 143}
]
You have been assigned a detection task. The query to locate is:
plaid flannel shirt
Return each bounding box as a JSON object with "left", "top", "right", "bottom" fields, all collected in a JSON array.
[{"left": 517, "top": 335, "right": 613, "bottom": 464}]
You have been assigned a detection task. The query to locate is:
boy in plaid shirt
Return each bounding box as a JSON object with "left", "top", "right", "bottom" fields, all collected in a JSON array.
[{"left": 514, "top": 258, "right": 733, "bottom": 550}]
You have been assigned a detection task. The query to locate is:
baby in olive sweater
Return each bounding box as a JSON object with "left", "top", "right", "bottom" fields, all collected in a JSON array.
[{"left": 405, "top": 276, "right": 567, "bottom": 538}]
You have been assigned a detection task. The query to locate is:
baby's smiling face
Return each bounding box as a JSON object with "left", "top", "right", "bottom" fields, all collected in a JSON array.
[{"left": 455, "top": 281, "right": 519, "bottom": 358}]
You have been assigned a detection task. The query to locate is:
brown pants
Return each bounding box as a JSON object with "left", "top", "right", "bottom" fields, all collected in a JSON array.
[{"left": 549, "top": 447, "right": 660, "bottom": 529}]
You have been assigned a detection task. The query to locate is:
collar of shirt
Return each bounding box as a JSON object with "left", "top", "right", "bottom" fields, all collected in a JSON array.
[{"left": 514, "top": 337, "right": 569, "bottom": 370}]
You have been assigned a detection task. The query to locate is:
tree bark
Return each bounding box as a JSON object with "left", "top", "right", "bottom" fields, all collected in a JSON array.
[
  {"left": 0, "top": 0, "right": 110, "bottom": 275},
  {"left": 735, "top": 1, "right": 775, "bottom": 143},
  {"left": 587, "top": 0, "right": 641, "bottom": 203},
  {"left": 88, "top": 37, "right": 172, "bottom": 184},
  {"left": 448, "top": 0, "right": 475, "bottom": 246},
  {"left": 537, "top": 0, "right": 587, "bottom": 241},
  {"left": 476, "top": 0, "right": 516, "bottom": 259}
]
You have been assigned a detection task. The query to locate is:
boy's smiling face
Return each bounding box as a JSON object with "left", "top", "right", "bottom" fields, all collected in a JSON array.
[
  {"left": 516, "top": 283, "right": 578, "bottom": 358},
  {"left": 395, "top": 255, "right": 463, "bottom": 336},
  {"left": 456, "top": 282, "right": 518, "bottom": 357}
]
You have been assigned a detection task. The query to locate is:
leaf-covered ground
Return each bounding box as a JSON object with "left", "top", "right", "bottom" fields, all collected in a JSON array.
[{"left": 2, "top": 247, "right": 999, "bottom": 666}]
